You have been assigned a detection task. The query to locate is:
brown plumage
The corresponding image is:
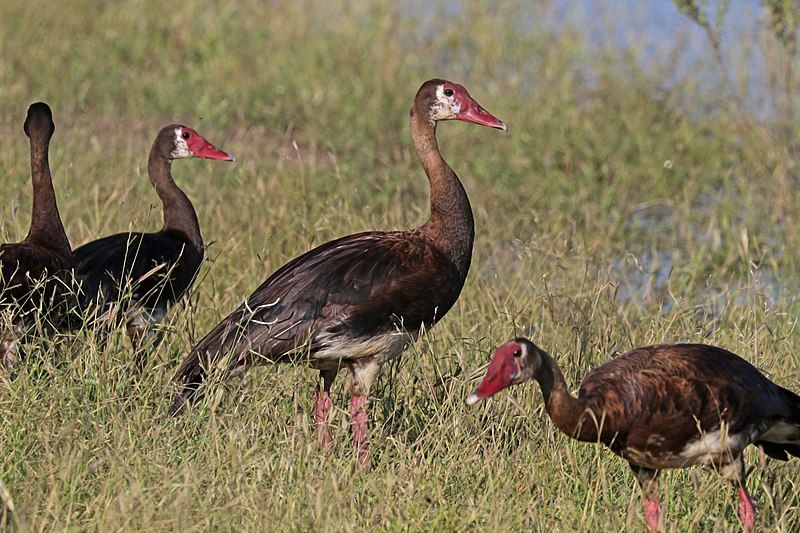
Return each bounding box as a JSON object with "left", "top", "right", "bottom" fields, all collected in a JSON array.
[
  {"left": 170, "top": 79, "right": 507, "bottom": 466},
  {"left": 73, "top": 125, "right": 234, "bottom": 353},
  {"left": 468, "top": 338, "right": 800, "bottom": 532},
  {"left": 1, "top": 103, "right": 78, "bottom": 371}
]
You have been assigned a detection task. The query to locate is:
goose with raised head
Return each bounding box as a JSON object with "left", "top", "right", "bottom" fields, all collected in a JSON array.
[
  {"left": 468, "top": 338, "right": 800, "bottom": 532},
  {"left": 73, "top": 125, "right": 234, "bottom": 353},
  {"left": 169, "top": 79, "right": 507, "bottom": 467},
  {"left": 1, "top": 103, "right": 76, "bottom": 372}
]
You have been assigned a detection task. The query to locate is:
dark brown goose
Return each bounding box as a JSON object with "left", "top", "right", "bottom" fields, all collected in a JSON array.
[
  {"left": 170, "top": 79, "right": 507, "bottom": 467},
  {"left": 1, "top": 103, "right": 75, "bottom": 372},
  {"left": 468, "top": 338, "right": 800, "bottom": 532},
  {"left": 73, "top": 125, "right": 234, "bottom": 352}
]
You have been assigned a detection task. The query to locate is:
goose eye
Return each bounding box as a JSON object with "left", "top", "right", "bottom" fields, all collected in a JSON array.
[
  {"left": 443, "top": 88, "right": 454, "bottom": 97},
  {"left": 513, "top": 349, "right": 522, "bottom": 357},
  {"left": 182, "top": 132, "right": 190, "bottom": 140}
]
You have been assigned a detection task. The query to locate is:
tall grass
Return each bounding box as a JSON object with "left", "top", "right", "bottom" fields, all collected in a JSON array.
[{"left": 1, "top": 0, "right": 799, "bottom": 530}]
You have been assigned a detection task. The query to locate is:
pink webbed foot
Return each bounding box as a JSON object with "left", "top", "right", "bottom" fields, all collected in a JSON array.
[
  {"left": 349, "top": 395, "right": 370, "bottom": 469},
  {"left": 644, "top": 497, "right": 662, "bottom": 533},
  {"left": 738, "top": 487, "right": 757, "bottom": 533},
  {"left": 314, "top": 387, "right": 333, "bottom": 451}
]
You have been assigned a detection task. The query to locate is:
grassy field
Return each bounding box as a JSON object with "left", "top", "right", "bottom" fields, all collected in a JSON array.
[{"left": 1, "top": 0, "right": 800, "bottom": 530}]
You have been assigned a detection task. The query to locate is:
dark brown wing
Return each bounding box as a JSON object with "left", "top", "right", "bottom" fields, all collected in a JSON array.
[
  {"left": 73, "top": 230, "right": 203, "bottom": 313},
  {"left": 577, "top": 344, "right": 797, "bottom": 457},
  {"left": 0, "top": 241, "right": 79, "bottom": 329},
  {"left": 170, "top": 230, "right": 464, "bottom": 411}
]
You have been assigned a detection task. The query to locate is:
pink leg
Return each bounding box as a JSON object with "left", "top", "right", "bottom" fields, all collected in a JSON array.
[
  {"left": 314, "top": 370, "right": 336, "bottom": 451},
  {"left": 738, "top": 487, "right": 757, "bottom": 533},
  {"left": 314, "top": 387, "right": 333, "bottom": 451},
  {"left": 631, "top": 465, "right": 662, "bottom": 532},
  {"left": 644, "top": 496, "right": 662, "bottom": 533},
  {"left": 349, "top": 395, "right": 370, "bottom": 468}
]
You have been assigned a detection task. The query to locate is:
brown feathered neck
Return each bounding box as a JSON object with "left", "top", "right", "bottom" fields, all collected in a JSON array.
[
  {"left": 409, "top": 108, "right": 474, "bottom": 277},
  {"left": 535, "top": 350, "right": 598, "bottom": 442},
  {"left": 24, "top": 128, "right": 71, "bottom": 256},
  {"left": 148, "top": 142, "right": 203, "bottom": 250}
]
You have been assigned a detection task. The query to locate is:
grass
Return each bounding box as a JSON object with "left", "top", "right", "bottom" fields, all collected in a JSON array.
[{"left": 1, "top": 0, "right": 800, "bottom": 530}]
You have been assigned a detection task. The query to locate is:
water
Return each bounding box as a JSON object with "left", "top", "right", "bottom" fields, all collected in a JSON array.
[
  {"left": 441, "top": 1, "right": 792, "bottom": 310},
  {"left": 407, "top": 1, "right": 779, "bottom": 114},
  {"left": 549, "top": 1, "right": 789, "bottom": 307},
  {"left": 553, "top": 1, "right": 775, "bottom": 116}
]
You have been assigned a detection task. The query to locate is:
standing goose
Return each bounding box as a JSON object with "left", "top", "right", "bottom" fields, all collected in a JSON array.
[
  {"left": 468, "top": 338, "right": 800, "bottom": 532},
  {"left": 74, "top": 125, "right": 234, "bottom": 352},
  {"left": 1, "top": 103, "right": 75, "bottom": 371},
  {"left": 170, "top": 79, "right": 507, "bottom": 466}
]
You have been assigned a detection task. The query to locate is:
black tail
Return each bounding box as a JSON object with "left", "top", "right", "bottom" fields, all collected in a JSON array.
[
  {"left": 758, "top": 442, "right": 800, "bottom": 461},
  {"left": 168, "top": 352, "right": 208, "bottom": 416},
  {"left": 168, "top": 307, "right": 251, "bottom": 416},
  {"left": 757, "top": 386, "right": 800, "bottom": 461}
]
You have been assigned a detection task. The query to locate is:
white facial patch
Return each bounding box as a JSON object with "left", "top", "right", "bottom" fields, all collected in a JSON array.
[
  {"left": 170, "top": 127, "right": 192, "bottom": 159},
  {"left": 429, "top": 85, "right": 459, "bottom": 122}
]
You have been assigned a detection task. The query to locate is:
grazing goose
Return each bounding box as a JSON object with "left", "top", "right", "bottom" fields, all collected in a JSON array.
[{"left": 468, "top": 338, "right": 800, "bottom": 532}]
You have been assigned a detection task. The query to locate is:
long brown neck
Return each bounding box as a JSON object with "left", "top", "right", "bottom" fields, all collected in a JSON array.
[
  {"left": 25, "top": 133, "right": 71, "bottom": 255},
  {"left": 410, "top": 111, "right": 474, "bottom": 276},
  {"left": 148, "top": 151, "right": 203, "bottom": 250},
  {"left": 537, "top": 352, "right": 597, "bottom": 442}
]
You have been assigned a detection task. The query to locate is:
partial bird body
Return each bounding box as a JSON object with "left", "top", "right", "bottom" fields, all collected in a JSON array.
[
  {"left": 177, "top": 230, "right": 462, "bottom": 375},
  {"left": 76, "top": 231, "right": 202, "bottom": 315},
  {"left": 1, "top": 103, "right": 78, "bottom": 371},
  {"left": 1, "top": 243, "right": 72, "bottom": 305},
  {"left": 568, "top": 345, "right": 800, "bottom": 469}
]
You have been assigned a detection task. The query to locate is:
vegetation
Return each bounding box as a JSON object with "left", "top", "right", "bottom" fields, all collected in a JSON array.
[{"left": 1, "top": 0, "right": 799, "bottom": 530}]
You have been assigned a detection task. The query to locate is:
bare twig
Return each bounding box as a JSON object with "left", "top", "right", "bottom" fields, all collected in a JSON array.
[
  {"left": 673, "top": 1, "right": 776, "bottom": 148},
  {"left": 674, "top": 1, "right": 741, "bottom": 108}
]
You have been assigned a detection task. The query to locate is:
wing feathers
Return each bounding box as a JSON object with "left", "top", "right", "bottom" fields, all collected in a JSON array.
[{"left": 170, "top": 230, "right": 464, "bottom": 410}]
